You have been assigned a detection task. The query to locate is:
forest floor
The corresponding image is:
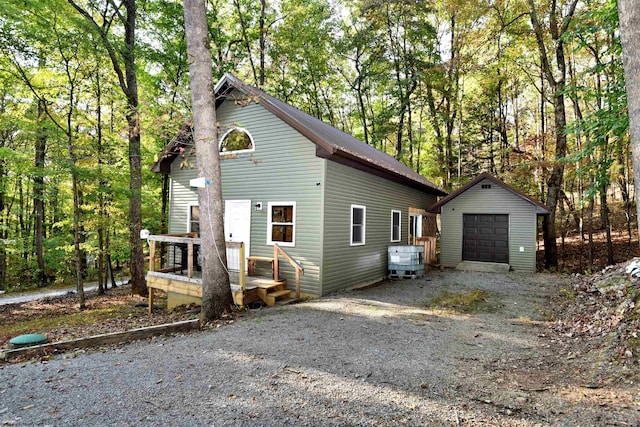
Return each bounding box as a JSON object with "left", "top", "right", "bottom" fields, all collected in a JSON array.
[
  {"left": 0, "top": 285, "right": 202, "bottom": 350},
  {"left": 540, "top": 205, "right": 639, "bottom": 274}
]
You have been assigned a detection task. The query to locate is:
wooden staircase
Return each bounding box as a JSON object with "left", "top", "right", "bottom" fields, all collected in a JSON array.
[
  {"left": 255, "top": 279, "right": 291, "bottom": 307},
  {"left": 247, "top": 256, "right": 292, "bottom": 306}
]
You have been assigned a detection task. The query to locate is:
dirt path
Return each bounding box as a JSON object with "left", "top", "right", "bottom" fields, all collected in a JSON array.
[{"left": 1, "top": 270, "right": 638, "bottom": 426}]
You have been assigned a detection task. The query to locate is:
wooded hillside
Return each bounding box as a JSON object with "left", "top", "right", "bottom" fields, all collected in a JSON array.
[{"left": 0, "top": 0, "right": 634, "bottom": 291}]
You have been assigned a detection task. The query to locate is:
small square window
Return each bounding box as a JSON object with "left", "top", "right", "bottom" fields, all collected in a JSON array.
[
  {"left": 481, "top": 184, "right": 492, "bottom": 189},
  {"left": 351, "top": 205, "right": 366, "bottom": 246}
]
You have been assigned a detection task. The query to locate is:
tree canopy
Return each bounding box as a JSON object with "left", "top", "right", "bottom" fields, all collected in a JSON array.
[{"left": 0, "top": 0, "right": 633, "bottom": 292}]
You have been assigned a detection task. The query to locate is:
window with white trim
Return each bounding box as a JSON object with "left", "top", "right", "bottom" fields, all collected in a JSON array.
[
  {"left": 267, "top": 202, "right": 296, "bottom": 247},
  {"left": 187, "top": 203, "right": 200, "bottom": 234},
  {"left": 391, "top": 210, "right": 401, "bottom": 242},
  {"left": 350, "top": 205, "right": 366, "bottom": 246},
  {"left": 219, "top": 127, "right": 255, "bottom": 154}
]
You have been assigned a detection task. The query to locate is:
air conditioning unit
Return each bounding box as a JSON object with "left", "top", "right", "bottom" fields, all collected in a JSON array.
[{"left": 388, "top": 245, "right": 424, "bottom": 279}]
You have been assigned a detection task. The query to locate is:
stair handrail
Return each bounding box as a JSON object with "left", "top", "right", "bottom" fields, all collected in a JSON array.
[{"left": 273, "top": 243, "right": 303, "bottom": 300}]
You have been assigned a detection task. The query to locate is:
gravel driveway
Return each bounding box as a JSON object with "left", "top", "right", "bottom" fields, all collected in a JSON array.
[{"left": 1, "top": 270, "right": 637, "bottom": 426}]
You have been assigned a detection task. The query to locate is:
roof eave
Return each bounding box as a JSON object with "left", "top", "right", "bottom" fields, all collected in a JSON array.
[
  {"left": 321, "top": 147, "right": 447, "bottom": 196},
  {"left": 428, "top": 173, "right": 550, "bottom": 213}
]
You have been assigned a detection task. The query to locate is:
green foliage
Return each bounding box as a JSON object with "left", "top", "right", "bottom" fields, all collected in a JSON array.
[
  {"left": 0, "top": 0, "right": 632, "bottom": 289},
  {"left": 564, "top": 0, "right": 627, "bottom": 200}
]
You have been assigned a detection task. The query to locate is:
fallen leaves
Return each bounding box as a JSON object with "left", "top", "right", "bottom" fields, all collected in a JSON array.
[
  {"left": 550, "top": 259, "right": 640, "bottom": 377},
  {"left": 0, "top": 286, "right": 201, "bottom": 352}
]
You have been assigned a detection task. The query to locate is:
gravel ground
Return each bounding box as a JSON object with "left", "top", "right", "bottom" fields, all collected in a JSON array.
[{"left": 1, "top": 270, "right": 638, "bottom": 426}]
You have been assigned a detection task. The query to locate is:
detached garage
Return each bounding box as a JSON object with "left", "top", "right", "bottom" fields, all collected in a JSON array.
[{"left": 429, "top": 173, "right": 550, "bottom": 272}]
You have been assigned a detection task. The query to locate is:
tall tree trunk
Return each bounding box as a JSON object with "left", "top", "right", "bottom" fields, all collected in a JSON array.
[
  {"left": 0, "top": 133, "right": 5, "bottom": 291},
  {"left": 354, "top": 63, "right": 370, "bottom": 145},
  {"left": 601, "top": 192, "right": 614, "bottom": 265},
  {"left": 67, "top": 0, "right": 145, "bottom": 295},
  {"left": 123, "top": 0, "right": 145, "bottom": 296},
  {"left": 183, "top": 0, "right": 233, "bottom": 321},
  {"left": 538, "top": 69, "right": 546, "bottom": 199},
  {"left": 106, "top": 232, "right": 117, "bottom": 288},
  {"left": 542, "top": 88, "right": 569, "bottom": 270},
  {"left": 618, "top": 0, "right": 640, "bottom": 249},
  {"left": 18, "top": 180, "right": 27, "bottom": 266},
  {"left": 96, "top": 72, "right": 105, "bottom": 295},
  {"left": 34, "top": 99, "right": 47, "bottom": 287},
  {"left": 62, "top": 78, "right": 85, "bottom": 308},
  {"left": 259, "top": 0, "right": 266, "bottom": 87},
  {"left": 559, "top": 194, "right": 567, "bottom": 261},
  {"left": 70, "top": 158, "right": 85, "bottom": 308},
  {"left": 234, "top": 0, "right": 258, "bottom": 86},
  {"left": 588, "top": 195, "right": 594, "bottom": 267},
  {"left": 160, "top": 172, "right": 170, "bottom": 267},
  {"left": 528, "top": 0, "right": 578, "bottom": 270}
]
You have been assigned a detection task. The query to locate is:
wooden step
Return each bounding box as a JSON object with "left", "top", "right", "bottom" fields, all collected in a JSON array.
[
  {"left": 247, "top": 277, "right": 286, "bottom": 288},
  {"left": 264, "top": 289, "right": 292, "bottom": 307},
  {"left": 257, "top": 283, "right": 286, "bottom": 298},
  {"left": 254, "top": 281, "right": 285, "bottom": 290}
]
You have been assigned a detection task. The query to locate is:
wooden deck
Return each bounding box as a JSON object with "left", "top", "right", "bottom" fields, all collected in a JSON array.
[
  {"left": 147, "top": 272, "right": 290, "bottom": 311},
  {"left": 145, "top": 235, "right": 302, "bottom": 312}
]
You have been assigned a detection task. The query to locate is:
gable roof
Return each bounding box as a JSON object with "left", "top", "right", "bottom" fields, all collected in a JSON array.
[
  {"left": 428, "top": 173, "right": 550, "bottom": 214},
  {"left": 152, "top": 73, "right": 447, "bottom": 196}
]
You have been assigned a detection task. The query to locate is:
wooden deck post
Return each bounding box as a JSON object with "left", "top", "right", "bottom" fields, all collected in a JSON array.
[
  {"left": 295, "top": 269, "right": 300, "bottom": 300},
  {"left": 273, "top": 245, "right": 279, "bottom": 280},
  {"left": 187, "top": 242, "right": 194, "bottom": 278},
  {"left": 149, "top": 240, "right": 156, "bottom": 272},
  {"left": 148, "top": 288, "right": 154, "bottom": 315},
  {"left": 239, "top": 242, "right": 246, "bottom": 291}
]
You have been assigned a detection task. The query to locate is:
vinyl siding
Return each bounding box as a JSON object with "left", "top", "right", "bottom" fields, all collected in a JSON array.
[
  {"left": 168, "top": 92, "right": 324, "bottom": 295},
  {"left": 439, "top": 178, "right": 538, "bottom": 272},
  {"left": 322, "top": 160, "right": 438, "bottom": 294}
]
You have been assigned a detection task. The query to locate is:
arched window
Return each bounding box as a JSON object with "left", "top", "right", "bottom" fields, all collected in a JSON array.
[{"left": 219, "top": 127, "right": 255, "bottom": 154}]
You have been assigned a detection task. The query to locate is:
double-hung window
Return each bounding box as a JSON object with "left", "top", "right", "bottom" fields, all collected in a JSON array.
[
  {"left": 267, "top": 202, "right": 296, "bottom": 247},
  {"left": 350, "top": 205, "right": 366, "bottom": 246},
  {"left": 391, "top": 210, "right": 401, "bottom": 242}
]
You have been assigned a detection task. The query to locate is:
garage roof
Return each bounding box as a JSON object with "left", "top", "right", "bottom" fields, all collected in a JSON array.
[{"left": 428, "top": 173, "right": 550, "bottom": 214}]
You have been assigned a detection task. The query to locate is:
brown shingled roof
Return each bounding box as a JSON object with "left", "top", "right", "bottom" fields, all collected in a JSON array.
[{"left": 152, "top": 73, "right": 447, "bottom": 197}]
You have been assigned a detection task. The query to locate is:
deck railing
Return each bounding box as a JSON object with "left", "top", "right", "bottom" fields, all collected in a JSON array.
[
  {"left": 273, "top": 243, "right": 304, "bottom": 299},
  {"left": 148, "top": 232, "right": 200, "bottom": 278},
  {"left": 147, "top": 233, "right": 245, "bottom": 289}
]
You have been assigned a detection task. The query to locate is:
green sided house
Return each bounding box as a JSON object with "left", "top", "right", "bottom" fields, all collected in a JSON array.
[
  {"left": 148, "top": 73, "right": 446, "bottom": 307},
  {"left": 429, "top": 173, "right": 550, "bottom": 272}
]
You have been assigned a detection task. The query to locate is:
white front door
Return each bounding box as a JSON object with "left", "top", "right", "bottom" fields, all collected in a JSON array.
[{"left": 224, "top": 200, "right": 251, "bottom": 271}]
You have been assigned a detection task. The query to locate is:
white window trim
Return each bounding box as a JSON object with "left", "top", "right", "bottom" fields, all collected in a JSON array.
[
  {"left": 391, "top": 210, "right": 401, "bottom": 242},
  {"left": 350, "top": 204, "right": 366, "bottom": 246},
  {"left": 267, "top": 201, "right": 296, "bottom": 247},
  {"left": 219, "top": 126, "right": 255, "bottom": 155},
  {"left": 187, "top": 202, "right": 199, "bottom": 233}
]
